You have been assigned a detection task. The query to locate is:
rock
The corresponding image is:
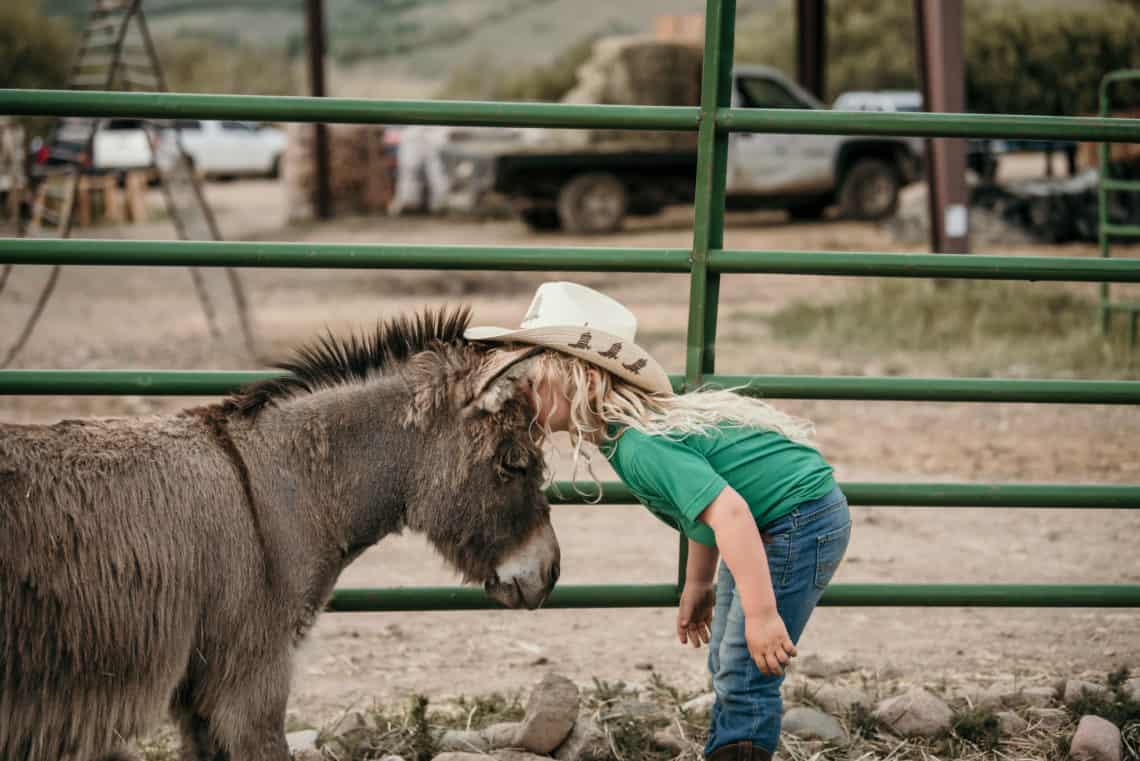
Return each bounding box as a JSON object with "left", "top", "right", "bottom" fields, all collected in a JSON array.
[
  {"left": 781, "top": 707, "right": 849, "bottom": 745},
  {"left": 494, "top": 751, "right": 561, "bottom": 761},
  {"left": 1065, "top": 680, "right": 1111, "bottom": 706},
  {"left": 961, "top": 683, "right": 1022, "bottom": 710},
  {"left": 1123, "top": 678, "right": 1140, "bottom": 703},
  {"left": 795, "top": 654, "right": 858, "bottom": 678},
  {"left": 1026, "top": 707, "right": 1069, "bottom": 729},
  {"left": 287, "top": 729, "right": 319, "bottom": 753},
  {"left": 375, "top": 756, "right": 406, "bottom": 761},
  {"left": 555, "top": 717, "right": 609, "bottom": 761},
  {"left": 652, "top": 728, "right": 689, "bottom": 754},
  {"left": 294, "top": 752, "right": 322, "bottom": 761},
  {"left": 516, "top": 673, "right": 580, "bottom": 754},
  {"left": 682, "top": 692, "right": 716, "bottom": 714},
  {"left": 997, "top": 711, "right": 1028, "bottom": 736},
  {"left": 482, "top": 722, "right": 522, "bottom": 749},
  {"left": 332, "top": 711, "right": 372, "bottom": 739},
  {"left": 1021, "top": 686, "right": 1058, "bottom": 707},
  {"left": 813, "top": 685, "right": 869, "bottom": 715},
  {"left": 434, "top": 754, "right": 494, "bottom": 761},
  {"left": 1070, "top": 715, "right": 1122, "bottom": 761},
  {"left": 873, "top": 688, "right": 953, "bottom": 739},
  {"left": 439, "top": 729, "right": 490, "bottom": 753}
]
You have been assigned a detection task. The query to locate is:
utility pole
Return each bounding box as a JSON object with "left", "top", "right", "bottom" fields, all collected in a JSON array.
[
  {"left": 914, "top": 0, "right": 969, "bottom": 253},
  {"left": 305, "top": 0, "right": 332, "bottom": 219},
  {"left": 795, "top": 0, "right": 826, "bottom": 101}
]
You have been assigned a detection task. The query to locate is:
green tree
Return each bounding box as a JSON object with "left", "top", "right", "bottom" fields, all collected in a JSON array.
[
  {"left": 0, "top": 1, "right": 75, "bottom": 90},
  {"left": 735, "top": 0, "right": 1140, "bottom": 115}
]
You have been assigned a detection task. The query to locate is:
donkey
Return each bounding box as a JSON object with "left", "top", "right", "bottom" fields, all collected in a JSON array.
[{"left": 0, "top": 307, "right": 560, "bottom": 761}]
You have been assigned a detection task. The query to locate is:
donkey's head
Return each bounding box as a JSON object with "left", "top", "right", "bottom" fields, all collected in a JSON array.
[
  {"left": 400, "top": 340, "right": 559, "bottom": 610},
  {"left": 227, "top": 307, "right": 559, "bottom": 610}
]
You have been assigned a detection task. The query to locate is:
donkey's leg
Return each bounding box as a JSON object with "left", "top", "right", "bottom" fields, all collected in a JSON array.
[
  {"left": 175, "top": 711, "right": 228, "bottom": 761},
  {"left": 209, "top": 662, "right": 292, "bottom": 761},
  {"left": 95, "top": 751, "right": 142, "bottom": 761}
]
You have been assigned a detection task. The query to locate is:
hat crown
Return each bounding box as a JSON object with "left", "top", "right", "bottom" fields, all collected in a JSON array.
[{"left": 519, "top": 282, "right": 637, "bottom": 341}]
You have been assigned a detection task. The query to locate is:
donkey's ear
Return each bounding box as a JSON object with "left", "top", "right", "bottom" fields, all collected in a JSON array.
[{"left": 467, "top": 346, "right": 543, "bottom": 415}]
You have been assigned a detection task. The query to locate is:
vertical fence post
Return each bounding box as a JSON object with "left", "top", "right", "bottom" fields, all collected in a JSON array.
[
  {"left": 681, "top": 0, "right": 737, "bottom": 589},
  {"left": 1099, "top": 76, "right": 1112, "bottom": 334}
]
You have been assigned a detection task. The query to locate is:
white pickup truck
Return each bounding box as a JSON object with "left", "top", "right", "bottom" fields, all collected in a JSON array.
[{"left": 444, "top": 65, "right": 924, "bottom": 233}]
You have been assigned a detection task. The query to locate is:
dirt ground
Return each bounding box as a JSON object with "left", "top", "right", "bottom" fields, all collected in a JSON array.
[{"left": 1, "top": 176, "right": 1137, "bottom": 722}]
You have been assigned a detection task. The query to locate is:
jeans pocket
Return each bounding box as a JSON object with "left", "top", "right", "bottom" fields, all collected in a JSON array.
[{"left": 814, "top": 521, "right": 851, "bottom": 590}]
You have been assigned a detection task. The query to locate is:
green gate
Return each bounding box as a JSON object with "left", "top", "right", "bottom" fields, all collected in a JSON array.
[
  {"left": 1099, "top": 68, "right": 1140, "bottom": 343},
  {"left": 2, "top": 0, "right": 1139, "bottom": 611}
]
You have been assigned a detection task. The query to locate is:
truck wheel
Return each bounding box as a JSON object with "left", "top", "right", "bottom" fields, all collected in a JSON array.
[
  {"left": 519, "top": 207, "right": 562, "bottom": 232},
  {"left": 839, "top": 158, "right": 901, "bottom": 221},
  {"left": 557, "top": 172, "right": 627, "bottom": 234}
]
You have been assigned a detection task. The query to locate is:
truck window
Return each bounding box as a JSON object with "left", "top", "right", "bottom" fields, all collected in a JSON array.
[{"left": 737, "top": 78, "right": 809, "bottom": 109}]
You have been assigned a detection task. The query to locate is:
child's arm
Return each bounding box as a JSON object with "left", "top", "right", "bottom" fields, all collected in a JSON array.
[
  {"left": 677, "top": 540, "right": 718, "bottom": 647},
  {"left": 698, "top": 485, "right": 797, "bottom": 676}
]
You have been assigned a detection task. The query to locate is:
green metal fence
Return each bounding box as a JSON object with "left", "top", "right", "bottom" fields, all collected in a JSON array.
[
  {"left": 1099, "top": 68, "right": 1140, "bottom": 344},
  {"left": 2, "top": 0, "right": 1139, "bottom": 610}
]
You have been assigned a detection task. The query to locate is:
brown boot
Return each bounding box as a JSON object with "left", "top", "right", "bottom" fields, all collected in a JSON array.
[{"left": 705, "top": 740, "right": 773, "bottom": 761}]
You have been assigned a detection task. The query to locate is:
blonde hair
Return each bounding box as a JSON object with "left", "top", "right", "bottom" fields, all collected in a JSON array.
[{"left": 524, "top": 348, "right": 816, "bottom": 497}]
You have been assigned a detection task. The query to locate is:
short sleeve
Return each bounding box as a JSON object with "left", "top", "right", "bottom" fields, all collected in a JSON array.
[{"left": 615, "top": 431, "right": 729, "bottom": 522}]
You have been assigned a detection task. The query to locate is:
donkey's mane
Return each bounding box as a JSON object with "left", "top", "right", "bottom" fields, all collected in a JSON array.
[{"left": 225, "top": 306, "right": 473, "bottom": 418}]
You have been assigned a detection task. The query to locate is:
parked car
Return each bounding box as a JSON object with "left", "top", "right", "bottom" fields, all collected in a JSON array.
[
  {"left": 444, "top": 65, "right": 924, "bottom": 233},
  {"left": 29, "top": 119, "right": 287, "bottom": 180},
  {"left": 30, "top": 118, "right": 154, "bottom": 175},
  {"left": 170, "top": 119, "right": 286, "bottom": 178}
]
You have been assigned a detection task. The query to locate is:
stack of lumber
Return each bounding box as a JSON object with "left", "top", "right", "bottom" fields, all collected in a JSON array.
[{"left": 284, "top": 124, "right": 394, "bottom": 220}]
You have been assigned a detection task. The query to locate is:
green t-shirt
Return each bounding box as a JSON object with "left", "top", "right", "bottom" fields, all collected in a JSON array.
[{"left": 600, "top": 425, "right": 836, "bottom": 547}]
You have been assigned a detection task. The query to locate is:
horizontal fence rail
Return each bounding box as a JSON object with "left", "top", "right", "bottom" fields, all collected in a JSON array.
[
  {"left": 4, "top": 370, "right": 1140, "bottom": 405},
  {"left": 2, "top": 239, "right": 1139, "bottom": 282},
  {"left": 4, "top": 14, "right": 1139, "bottom": 614},
  {"left": 327, "top": 583, "right": 1140, "bottom": 611},
  {"left": 4, "top": 89, "right": 1140, "bottom": 143}
]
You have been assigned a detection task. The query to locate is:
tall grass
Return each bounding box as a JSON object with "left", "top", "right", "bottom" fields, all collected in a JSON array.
[{"left": 766, "top": 279, "right": 1138, "bottom": 379}]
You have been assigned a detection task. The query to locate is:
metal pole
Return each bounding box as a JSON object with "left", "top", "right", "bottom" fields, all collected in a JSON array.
[
  {"left": 795, "top": 0, "right": 826, "bottom": 101},
  {"left": 305, "top": 0, "right": 332, "bottom": 220},
  {"left": 914, "top": 0, "right": 969, "bottom": 253}
]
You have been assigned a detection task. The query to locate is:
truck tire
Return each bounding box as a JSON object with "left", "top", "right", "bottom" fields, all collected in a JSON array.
[
  {"left": 557, "top": 172, "right": 627, "bottom": 234},
  {"left": 839, "top": 158, "right": 901, "bottom": 221},
  {"left": 519, "top": 207, "right": 562, "bottom": 232}
]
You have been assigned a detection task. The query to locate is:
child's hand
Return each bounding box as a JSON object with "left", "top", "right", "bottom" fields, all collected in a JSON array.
[
  {"left": 676, "top": 581, "right": 715, "bottom": 648},
  {"left": 745, "top": 612, "right": 796, "bottom": 676}
]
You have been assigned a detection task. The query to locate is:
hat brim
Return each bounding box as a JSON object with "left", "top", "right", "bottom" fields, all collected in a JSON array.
[{"left": 464, "top": 325, "right": 673, "bottom": 396}]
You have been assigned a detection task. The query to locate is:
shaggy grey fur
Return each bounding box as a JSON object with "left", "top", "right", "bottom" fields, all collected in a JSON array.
[{"left": 0, "top": 308, "right": 558, "bottom": 761}]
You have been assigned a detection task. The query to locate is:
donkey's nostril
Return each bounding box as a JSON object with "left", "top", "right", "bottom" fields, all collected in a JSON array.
[{"left": 549, "top": 561, "right": 561, "bottom": 586}]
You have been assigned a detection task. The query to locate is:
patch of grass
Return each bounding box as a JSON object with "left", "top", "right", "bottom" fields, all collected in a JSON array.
[
  {"left": 452, "top": 691, "right": 526, "bottom": 728},
  {"left": 767, "top": 279, "right": 1139, "bottom": 378},
  {"left": 845, "top": 702, "right": 881, "bottom": 741},
  {"left": 952, "top": 706, "right": 1002, "bottom": 751}
]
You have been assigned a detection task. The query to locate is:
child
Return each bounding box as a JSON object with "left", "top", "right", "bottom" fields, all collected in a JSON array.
[{"left": 467, "top": 282, "right": 851, "bottom": 761}]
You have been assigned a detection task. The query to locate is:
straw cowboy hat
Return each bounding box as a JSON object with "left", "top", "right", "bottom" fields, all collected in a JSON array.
[{"left": 464, "top": 282, "right": 673, "bottom": 395}]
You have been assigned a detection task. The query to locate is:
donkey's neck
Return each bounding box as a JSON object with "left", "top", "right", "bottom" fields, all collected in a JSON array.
[{"left": 235, "top": 376, "right": 419, "bottom": 578}]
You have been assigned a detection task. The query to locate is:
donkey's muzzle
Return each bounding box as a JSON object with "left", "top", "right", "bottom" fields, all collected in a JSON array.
[{"left": 484, "top": 521, "right": 560, "bottom": 610}]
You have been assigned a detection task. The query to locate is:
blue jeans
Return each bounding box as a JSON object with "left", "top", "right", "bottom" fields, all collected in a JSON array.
[{"left": 704, "top": 486, "right": 852, "bottom": 756}]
